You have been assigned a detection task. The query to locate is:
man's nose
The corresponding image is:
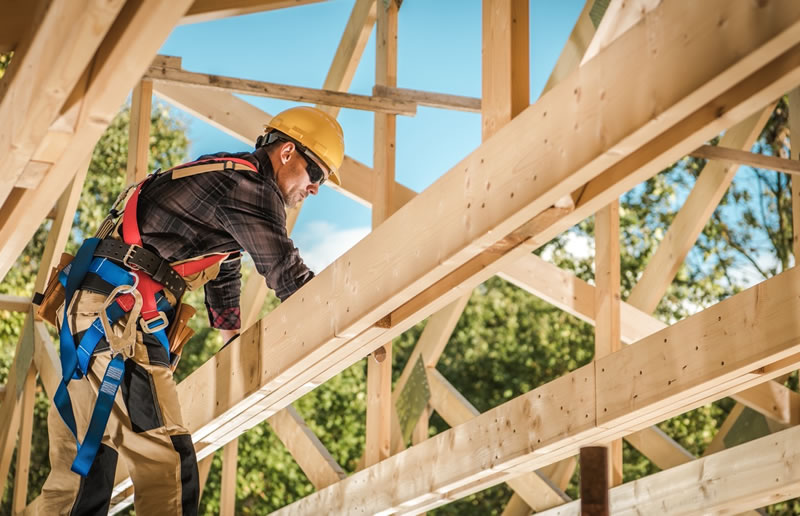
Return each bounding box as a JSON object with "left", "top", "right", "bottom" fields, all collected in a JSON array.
[{"left": 307, "top": 183, "right": 319, "bottom": 195}]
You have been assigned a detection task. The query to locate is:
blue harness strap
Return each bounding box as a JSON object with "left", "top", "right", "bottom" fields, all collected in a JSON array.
[{"left": 55, "top": 240, "right": 172, "bottom": 476}]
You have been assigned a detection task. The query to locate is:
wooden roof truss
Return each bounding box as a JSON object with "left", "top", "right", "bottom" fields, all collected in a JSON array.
[{"left": 2, "top": 0, "right": 800, "bottom": 514}]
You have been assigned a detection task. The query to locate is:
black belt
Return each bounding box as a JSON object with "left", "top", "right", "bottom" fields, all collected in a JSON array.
[{"left": 94, "top": 239, "right": 186, "bottom": 299}]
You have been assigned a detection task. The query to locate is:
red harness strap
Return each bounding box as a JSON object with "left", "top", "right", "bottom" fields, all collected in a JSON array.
[{"left": 117, "top": 157, "right": 258, "bottom": 319}]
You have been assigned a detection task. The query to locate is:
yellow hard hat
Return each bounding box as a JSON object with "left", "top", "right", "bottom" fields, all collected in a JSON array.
[{"left": 264, "top": 106, "right": 344, "bottom": 185}]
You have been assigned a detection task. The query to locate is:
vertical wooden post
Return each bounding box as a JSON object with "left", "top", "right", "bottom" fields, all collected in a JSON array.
[
  {"left": 11, "top": 365, "right": 36, "bottom": 513},
  {"left": 580, "top": 446, "right": 610, "bottom": 516},
  {"left": 127, "top": 79, "right": 153, "bottom": 185},
  {"left": 594, "top": 200, "right": 623, "bottom": 486},
  {"left": 789, "top": 88, "right": 800, "bottom": 262},
  {"left": 365, "top": 0, "right": 398, "bottom": 468},
  {"left": 483, "top": 1, "right": 530, "bottom": 513},
  {"left": 220, "top": 437, "right": 238, "bottom": 515},
  {"left": 481, "top": 0, "right": 529, "bottom": 139}
]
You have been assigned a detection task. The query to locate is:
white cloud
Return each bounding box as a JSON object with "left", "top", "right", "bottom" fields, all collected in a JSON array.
[{"left": 295, "top": 221, "right": 370, "bottom": 273}]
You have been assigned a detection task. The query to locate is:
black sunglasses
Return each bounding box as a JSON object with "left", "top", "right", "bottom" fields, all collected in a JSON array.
[{"left": 298, "top": 148, "right": 327, "bottom": 186}]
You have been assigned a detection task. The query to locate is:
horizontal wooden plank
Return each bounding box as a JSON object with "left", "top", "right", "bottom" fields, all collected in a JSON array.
[
  {"left": 180, "top": 0, "right": 325, "bottom": 24},
  {"left": 0, "top": 295, "right": 30, "bottom": 313},
  {"left": 536, "top": 424, "right": 800, "bottom": 516},
  {"left": 691, "top": 143, "right": 800, "bottom": 175},
  {"left": 374, "top": 85, "right": 481, "bottom": 113},
  {"left": 144, "top": 63, "right": 416, "bottom": 115}
]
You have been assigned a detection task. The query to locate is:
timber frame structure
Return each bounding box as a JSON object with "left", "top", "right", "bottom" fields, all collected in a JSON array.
[{"left": 2, "top": 0, "right": 800, "bottom": 514}]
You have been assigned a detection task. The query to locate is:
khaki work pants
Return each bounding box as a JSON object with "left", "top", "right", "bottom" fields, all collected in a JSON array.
[{"left": 39, "top": 290, "right": 199, "bottom": 515}]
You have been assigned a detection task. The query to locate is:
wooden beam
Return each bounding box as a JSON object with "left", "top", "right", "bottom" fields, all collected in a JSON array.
[
  {"left": 0, "top": 0, "right": 46, "bottom": 54},
  {"left": 276, "top": 265, "right": 800, "bottom": 514},
  {"left": 319, "top": 0, "right": 377, "bottom": 118},
  {"left": 536, "top": 424, "right": 800, "bottom": 516},
  {"left": 12, "top": 365, "right": 36, "bottom": 514},
  {"left": 540, "top": 0, "right": 595, "bottom": 94},
  {"left": 428, "top": 368, "right": 571, "bottom": 512},
  {"left": 580, "top": 0, "right": 661, "bottom": 67},
  {"left": 199, "top": 0, "right": 800, "bottom": 452},
  {"left": 144, "top": 61, "right": 416, "bottom": 116},
  {"left": 35, "top": 155, "right": 92, "bottom": 295},
  {"left": 0, "top": 0, "right": 199, "bottom": 283},
  {"left": 790, "top": 87, "right": 800, "bottom": 261},
  {"left": 365, "top": 0, "right": 398, "bottom": 468},
  {"left": 481, "top": 0, "right": 529, "bottom": 139},
  {"left": 593, "top": 200, "right": 622, "bottom": 486},
  {"left": 32, "top": 322, "right": 60, "bottom": 401},
  {"left": 181, "top": 0, "right": 325, "bottom": 24},
  {"left": 126, "top": 79, "right": 153, "bottom": 184},
  {"left": 502, "top": 253, "right": 800, "bottom": 428},
  {"left": 267, "top": 406, "right": 346, "bottom": 489},
  {"left": 0, "top": 295, "right": 30, "bottom": 313},
  {"left": 0, "top": 0, "right": 125, "bottom": 208},
  {"left": 220, "top": 437, "right": 238, "bottom": 515},
  {"left": 0, "top": 310, "right": 35, "bottom": 497},
  {"left": 627, "top": 107, "right": 774, "bottom": 314},
  {"left": 373, "top": 85, "right": 481, "bottom": 113},
  {"left": 110, "top": 0, "right": 800, "bottom": 501},
  {"left": 690, "top": 144, "right": 800, "bottom": 175}
]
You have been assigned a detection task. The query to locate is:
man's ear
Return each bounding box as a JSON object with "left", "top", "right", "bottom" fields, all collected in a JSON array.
[{"left": 280, "top": 141, "right": 296, "bottom": 164}]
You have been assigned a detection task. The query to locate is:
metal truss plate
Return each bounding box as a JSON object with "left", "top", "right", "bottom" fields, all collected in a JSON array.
[{"left": 395, "top": 355, "right": 431, "bottom": 443}]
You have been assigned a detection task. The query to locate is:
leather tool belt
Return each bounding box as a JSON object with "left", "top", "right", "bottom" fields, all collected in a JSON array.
[{"left": 94, "top": 239, "right": 186, "bottom": 300}]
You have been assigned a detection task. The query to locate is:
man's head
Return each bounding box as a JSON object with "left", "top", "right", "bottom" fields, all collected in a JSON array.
[{"left": 258, "top": 106, "right": 344, "bottom": 208}]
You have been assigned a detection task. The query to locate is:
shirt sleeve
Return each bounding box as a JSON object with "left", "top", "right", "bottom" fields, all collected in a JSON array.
[
  {"left": 213, "top": 172, "right": 314, "bottom": 304},
  {"left": 204, "top": 254, "right": 242, "bottom": 330}
]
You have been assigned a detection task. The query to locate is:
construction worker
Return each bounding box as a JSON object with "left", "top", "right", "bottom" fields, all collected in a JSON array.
[{"left": 37, "top": 106, "right": 344, "bottom": 515}]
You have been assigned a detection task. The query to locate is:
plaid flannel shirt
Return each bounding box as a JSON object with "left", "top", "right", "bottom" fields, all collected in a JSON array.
[{"left": 135, "top": 148, "right": 314, "bottom": 330}]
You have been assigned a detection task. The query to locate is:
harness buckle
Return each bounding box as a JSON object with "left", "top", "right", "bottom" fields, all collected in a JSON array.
[
  {"left": 140, "top": 311, "right": 169, "bottom": 334},
  {"left": 122, "top": 245, "right": 141, "bottom": 271}
]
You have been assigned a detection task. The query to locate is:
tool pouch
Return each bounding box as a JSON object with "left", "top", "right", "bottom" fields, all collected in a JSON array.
[
  {"left": 34, "top": 252, "right": 74, "bottom": 327},
  {"left": 167, "top": 302, "right": 196, "bottom": 372}
]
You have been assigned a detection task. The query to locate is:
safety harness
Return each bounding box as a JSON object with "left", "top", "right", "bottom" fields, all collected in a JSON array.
[{"left": 54, "top": 156, "right": 258, "bottom": 476}]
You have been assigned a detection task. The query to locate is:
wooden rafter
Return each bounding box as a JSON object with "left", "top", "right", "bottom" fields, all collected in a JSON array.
[
  {"left": 156, "top": 1, "right": 800, "bottom": 504},
  {"left": 501, "top": 253, "right": 800, "bottom": 426},
  {"left": 0, "top": 0, "right": 200, "bottom": 283},
  {"left": 319, "top": 0, "right": 376, "bottom": 118},
  {"left": 276, "top": 264, "right": 800, "bottom": 514},
  {"left": 0, "top": 0, "right": 126, "bottom": 208}
]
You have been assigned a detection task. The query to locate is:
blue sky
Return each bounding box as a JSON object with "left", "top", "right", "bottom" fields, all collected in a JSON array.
[{"left": 159, "top": 1, "right": 585, "bottom": 271}]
